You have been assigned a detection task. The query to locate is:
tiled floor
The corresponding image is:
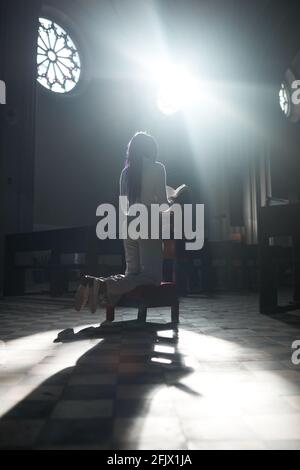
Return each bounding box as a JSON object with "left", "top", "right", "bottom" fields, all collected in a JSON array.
[{"left": 0, "top": 293, "right": 300, "bottom": 449}]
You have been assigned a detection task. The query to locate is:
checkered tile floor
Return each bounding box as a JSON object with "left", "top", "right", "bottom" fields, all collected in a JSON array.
[{"left": 0, "top": 293, "right": 300, "bottom": 449}]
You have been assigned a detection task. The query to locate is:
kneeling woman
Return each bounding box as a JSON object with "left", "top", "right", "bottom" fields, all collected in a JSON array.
[{"left": 75, "top": 131, "right": 172, "bottom": 313}]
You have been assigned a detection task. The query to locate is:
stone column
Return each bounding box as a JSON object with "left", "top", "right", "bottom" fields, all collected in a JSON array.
[{"left": 0, "top": 0, "right": 41, "bottom": 295}]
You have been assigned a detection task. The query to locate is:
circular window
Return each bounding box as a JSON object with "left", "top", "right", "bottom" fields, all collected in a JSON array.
[
  {"left": 279, "top": 82, "right": 291, "bottom": 117},
  {"left": 37, "top": 17, "right": 81, "bottom": 93}
]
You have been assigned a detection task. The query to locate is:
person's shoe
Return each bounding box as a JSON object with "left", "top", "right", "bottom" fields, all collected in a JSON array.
[
  {"left": 74, "top": 275, "right": 93, "bottom": 311},
  {"left": 88, "top": 277, "right": 107, "bottom": 313},
  {"left": 88, "top": 277, "right": 100, "bottom": 313},
  {"left": 74, "top": 283, "right": 89, "bottom": 311}
]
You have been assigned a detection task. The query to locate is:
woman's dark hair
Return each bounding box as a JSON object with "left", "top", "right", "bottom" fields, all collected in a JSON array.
[{"left": 125, "top": 131, "right": 158, "bottom": 205}]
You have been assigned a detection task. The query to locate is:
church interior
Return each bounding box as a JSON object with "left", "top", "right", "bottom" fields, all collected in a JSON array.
[{"left": 0, "top": 0, "right": 300, "bottom": 451}]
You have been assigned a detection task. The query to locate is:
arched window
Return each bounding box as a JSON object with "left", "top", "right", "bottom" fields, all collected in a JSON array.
[
  {"left": 37, "top": 17, "right": 81, "bottom": 93},
  {"left": 279, "top": 82, "right": 291, "bottom": 117}
]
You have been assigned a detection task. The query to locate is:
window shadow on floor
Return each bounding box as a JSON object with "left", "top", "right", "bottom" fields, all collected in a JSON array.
[{"left": 0, "top": 320, "right": 194, "bottom": 449}]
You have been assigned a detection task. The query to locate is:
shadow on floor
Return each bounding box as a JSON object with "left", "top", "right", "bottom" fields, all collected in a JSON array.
[{"left": 0, "top": 320, "right": 194, "bottom": 449}]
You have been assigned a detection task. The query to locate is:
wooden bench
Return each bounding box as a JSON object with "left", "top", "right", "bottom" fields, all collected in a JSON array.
[{"left": 105, "top": 281, "right": 179, "bottom": 323}]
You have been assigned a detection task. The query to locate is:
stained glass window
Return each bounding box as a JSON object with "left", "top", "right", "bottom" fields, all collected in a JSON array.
[
  {"left": 37, "top": 18, "right": 81, "bottom": 93},
  {"left": 279, "top": 82, "right": 290, "bottom": 116}
]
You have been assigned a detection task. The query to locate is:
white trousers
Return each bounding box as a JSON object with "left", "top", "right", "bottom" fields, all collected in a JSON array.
[{"left": 104, "top": 237, "right": 163, "bottom": 305}]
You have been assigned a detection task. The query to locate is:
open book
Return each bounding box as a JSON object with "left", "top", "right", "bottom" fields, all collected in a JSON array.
[{"left": 166, "top": 184, "right": 188, "bottom": 200}]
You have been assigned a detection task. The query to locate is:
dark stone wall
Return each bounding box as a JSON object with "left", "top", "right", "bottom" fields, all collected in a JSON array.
[{"left": 0, "top": 0, "right": 41, "bottom": 293}]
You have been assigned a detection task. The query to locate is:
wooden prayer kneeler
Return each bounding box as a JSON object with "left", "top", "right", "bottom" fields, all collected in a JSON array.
[{"left": 105, "top": 281, "right": 179, "bottom": 323}]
